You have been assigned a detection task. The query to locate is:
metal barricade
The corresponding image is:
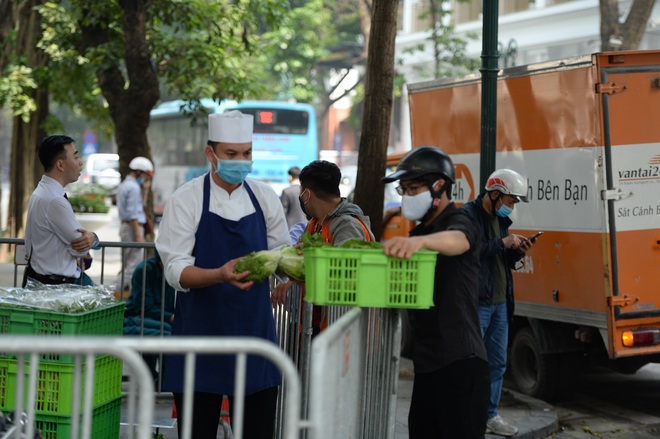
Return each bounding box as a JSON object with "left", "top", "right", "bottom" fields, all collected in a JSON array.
[
  {"left": 308, "top": 307, "right": 402, "bottom": 439},
  {"left": 0, "top": 237, "right": 153, "bottom": 296},
  {"left": 1, "top": 238, "right": 404, "bottom": 438},
  {"left": 0, "top": 336, "right": 306, "bottom": 439}
]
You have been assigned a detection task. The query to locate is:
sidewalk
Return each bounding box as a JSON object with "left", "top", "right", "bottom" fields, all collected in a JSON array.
[{"left": 395, "top": 357, "right": 559, "bottom": 439}]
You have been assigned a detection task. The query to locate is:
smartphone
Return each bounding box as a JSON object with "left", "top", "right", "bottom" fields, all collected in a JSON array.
[{"left": 527, "top": 231, "right": 544, "bottom": 240}]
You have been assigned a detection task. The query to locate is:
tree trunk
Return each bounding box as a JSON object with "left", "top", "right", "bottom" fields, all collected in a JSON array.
[
  {"left": 353, "top": 0, "right": 398, "bottom": 241},
  {"left": 0, "top": 0, "right": 20, "bottom": 72},
  {"left": 79, "top": 0, "right": 159, "bottom": 178},
  {"left": 600, "top": 0, "right": 655, "bottom": 51},
  {"left": 6, "top": 0, "right": 48, "bottom": 240}
]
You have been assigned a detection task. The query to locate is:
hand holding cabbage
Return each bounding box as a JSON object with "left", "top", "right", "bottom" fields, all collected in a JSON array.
[
  {"left": 234, "top": 246, "right": 304, "bottom": 283},
  {"left": 234, "top": 232, "right": 382, "bottom": 283}
]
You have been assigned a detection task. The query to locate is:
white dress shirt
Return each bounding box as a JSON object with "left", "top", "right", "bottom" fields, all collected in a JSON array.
[
  {"left": 156, "top": 174, "right": 290, "bottom": 291},
  {"left": 24, "top": 176, "right": 91, "bottom": 278}
]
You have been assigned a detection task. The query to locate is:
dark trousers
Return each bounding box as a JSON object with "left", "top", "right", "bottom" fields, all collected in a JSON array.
[
  {"left": 409, "top": 357, "right": 490, "bottom": 439},
  {"left": 173, "top": 386, "right": 278, "bottom": 439}
]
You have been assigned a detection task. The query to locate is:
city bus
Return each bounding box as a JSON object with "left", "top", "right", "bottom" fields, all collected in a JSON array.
[{"left": 147, "top": 99, "right": 318, "bottom": 216}]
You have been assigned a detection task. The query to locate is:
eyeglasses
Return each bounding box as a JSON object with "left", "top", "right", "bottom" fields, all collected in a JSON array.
[{"left": 395, "top": 184, "right": 427, "bottom": 196}]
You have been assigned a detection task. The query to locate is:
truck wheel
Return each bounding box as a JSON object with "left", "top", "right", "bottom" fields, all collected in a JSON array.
[{"left": 510, "top": 327, "right": 559, "bottom": 402}]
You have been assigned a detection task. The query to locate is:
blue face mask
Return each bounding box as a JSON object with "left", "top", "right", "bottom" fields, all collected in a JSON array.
[
  {"left": 495, "top": 204, "right": 513, "bottom": 218},
  {"left": 136, "top": 177, "right": 144, "bottom": 186},
  {"left": 215, "top": 158, "right": 253, "bottom": 184}
]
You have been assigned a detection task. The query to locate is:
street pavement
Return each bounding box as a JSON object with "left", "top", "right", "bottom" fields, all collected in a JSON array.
[{"left": 396, "top": 357, "right": 558, "bottom": 439}]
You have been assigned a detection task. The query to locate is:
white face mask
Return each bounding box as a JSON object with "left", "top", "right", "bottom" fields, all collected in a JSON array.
[{"left": 401, "top": 191, "right": 433, "bottom": 221}]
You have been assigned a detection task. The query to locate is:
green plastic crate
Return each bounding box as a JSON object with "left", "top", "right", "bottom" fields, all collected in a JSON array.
[
  {"left": 0, "top": 355, "right": 123, "bottom": 416},
  {"left": 303, "top": 247, "right": 437, "bottom": 308},
  {"left": 0, "top": 302, "right": 125, "bottom": 362},
  {"left": 34, "top": 395, "right": 122, "bottom": 439}
]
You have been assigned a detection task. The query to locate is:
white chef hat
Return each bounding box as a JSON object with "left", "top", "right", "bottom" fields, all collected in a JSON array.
[{"left": 208, "top": 110, "right": 254, "bottom": 143}]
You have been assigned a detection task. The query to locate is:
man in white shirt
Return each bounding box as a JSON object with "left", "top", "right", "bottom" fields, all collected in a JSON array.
[
  {"left": 115, "top": 156, "right": 153, "bottom": 292},
  {"left": 156, "top": 110, "right": 290, "bottom": 439},
  {"left": 23, "top": 135, "right": 99, "bottom": 287}
]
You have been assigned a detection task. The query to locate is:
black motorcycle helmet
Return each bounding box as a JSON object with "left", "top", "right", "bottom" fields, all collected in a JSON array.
[{"left": 383, "top": 146, "right": 455, "bottom": 183}]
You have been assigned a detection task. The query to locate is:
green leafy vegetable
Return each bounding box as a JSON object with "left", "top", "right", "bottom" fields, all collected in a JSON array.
[
  {"left": 278, "top": 246, "right": 305, "bottom": 281},
  {"left": 234, "top": 250, "right": 282, "bottom": 282},
  {"left": 300, "top": 231, "right": 331, "bottom": 248},
  {"left": 339, "top": 239, "right": 383, "bottom": 249}
]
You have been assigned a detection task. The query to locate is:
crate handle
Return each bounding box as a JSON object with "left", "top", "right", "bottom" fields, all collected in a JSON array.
[
  {"left": 360, "top": 254, "right": 387, "bottom": 265},
  {"left": 9, "top": 313, "right": 34, "bottom": 324}
]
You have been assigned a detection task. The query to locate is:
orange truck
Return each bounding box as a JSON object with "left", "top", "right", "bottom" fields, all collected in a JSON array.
[{"left": 398, "top": 50, "right": 660, "bottom": 401}]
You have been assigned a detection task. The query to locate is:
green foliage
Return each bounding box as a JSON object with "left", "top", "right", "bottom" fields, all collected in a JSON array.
[
  {"left": 400, "top": 0, "right": 479, "bottom": 80},
  {"left": 0, "top": 65, "right": 38, "bottom": 123},
  {"left": 300, "top": 231, "right": 331, "bottom": 248},
  {"left": 2, "top": 0, "right": 291, "bottom": 130},
  {"left": 339, "top": 239, "right": 383, "bottom": 249},
  {"left": 250, "top": 0, "right": 331, "bottom": 101},
  {"left": 68, "top": 193, "right": 110, "bottom": 214}
]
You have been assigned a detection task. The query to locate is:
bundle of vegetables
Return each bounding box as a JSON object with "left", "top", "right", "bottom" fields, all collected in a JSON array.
[
  {"left": 234, "top": 245, "right": 306, "bottom": 283},
  {"left": 234, "top": 232, "right": 383, "bottom": 283}
]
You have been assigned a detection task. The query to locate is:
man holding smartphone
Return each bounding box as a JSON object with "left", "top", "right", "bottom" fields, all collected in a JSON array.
[{"left": 462, "top": 168, "right": 536, "bottom": 437}]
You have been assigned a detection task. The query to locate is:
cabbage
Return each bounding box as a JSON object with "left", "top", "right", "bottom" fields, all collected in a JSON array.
[
  {"left": 278, "top": 246, "right": 305, "bottom": 281},
  {"left": 234, "top": 250, "right": 282, "bottom": 283}
]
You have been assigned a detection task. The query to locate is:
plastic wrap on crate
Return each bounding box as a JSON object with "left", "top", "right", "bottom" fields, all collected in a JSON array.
[
  {"left": 0, "top": 302, "right": 125, "bottom": 363},
  {"left": 0, "top": 355, "right": 123, "bottom": 416},
  {"left": 0, "top": 288, "right": 125, "bottom": 363},
  {"left": 0, "top": 281, "right": 117, "bottom": 313},
  {"left": 303, "top": 247, "right": 437, "bottom": 308}
]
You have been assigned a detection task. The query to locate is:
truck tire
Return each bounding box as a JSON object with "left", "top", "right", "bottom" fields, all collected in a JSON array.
[{"left": 510, "top": 327, "right": 560, "bottom": 402}]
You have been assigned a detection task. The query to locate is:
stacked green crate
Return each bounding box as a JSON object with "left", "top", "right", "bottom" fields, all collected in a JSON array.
[
  {"left": 0, "top": 302, "right": 125, "bottom": 438},
  {"left": 35, "top": 396, "right": 123, "bottom": 439}
]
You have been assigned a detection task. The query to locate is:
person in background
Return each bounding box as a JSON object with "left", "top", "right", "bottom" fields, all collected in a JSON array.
[
  {"left": 23, "top": 135, "right": 99, "bottom": 287},
  {"left": 156, "top": 110, "right": 290, "bottom": 439},
  {"left": 461, "top": 168, "right": 535, "bottom": 437},
  {"left": 123, "top": 248, "right": 175, "bottom": 382},
  {"left": 115, "top": 156, "right": 154, "bottom": 293},
  {"left": 280, "top": 166, "right": 306, "bottom": 228},
  {"left": 381, "top": 146, "right": 490, "bottom": 439}
]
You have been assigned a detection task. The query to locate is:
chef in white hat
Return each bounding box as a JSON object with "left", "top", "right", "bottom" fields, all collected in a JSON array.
[{"left": 156, "top": 109, "right": 290, "bottom": 439}]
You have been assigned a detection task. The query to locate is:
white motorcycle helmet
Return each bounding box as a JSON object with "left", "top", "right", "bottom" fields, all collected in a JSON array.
[
  {"left": 485, "top": 169, "right": 528, "bottom": 202},
  {"left": 129, "top": 156, "right": 154, "bottom": 175}
]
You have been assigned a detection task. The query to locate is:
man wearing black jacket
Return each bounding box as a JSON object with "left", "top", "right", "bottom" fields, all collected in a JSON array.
[{"left": 462, "top": 168, "right": 536, "bottom": 437}]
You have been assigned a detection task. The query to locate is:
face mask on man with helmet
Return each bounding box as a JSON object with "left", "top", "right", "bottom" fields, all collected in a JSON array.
[
  {"left": 484, "top": 169, "right": 528, "bottom": 218},
  {"left": 383, "top": 146, "right": 456, "bottom": 223},
  {"left": 129, "top": 156, "right": 154, "bottom": 186}
]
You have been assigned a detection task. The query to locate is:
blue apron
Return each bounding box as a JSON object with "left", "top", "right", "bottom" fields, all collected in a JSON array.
[{"left": 163, "top": 174, "right": 281, "bottom": 395}]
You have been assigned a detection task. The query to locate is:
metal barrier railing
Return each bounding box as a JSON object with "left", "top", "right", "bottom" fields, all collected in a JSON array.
[
  {"left": 0, "top": 237, "right": 153, "bottom": 296},
  {"left": 0, "top": 238, "right": 403, "bottom": 439},
  {"left": 0, "top": 336, "right": 306, "bottom": 439},
  {"left": 308, "top": 307, "right": 401, "bottom": 439}
]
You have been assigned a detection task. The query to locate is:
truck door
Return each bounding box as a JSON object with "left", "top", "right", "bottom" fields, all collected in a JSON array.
[{"left": 600, "top": 54, "right": 660, "bottom": 357}]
